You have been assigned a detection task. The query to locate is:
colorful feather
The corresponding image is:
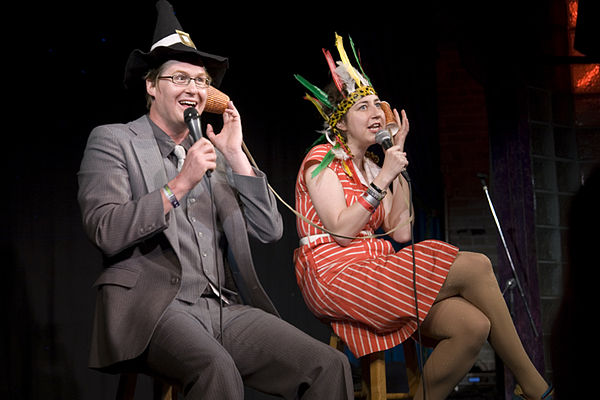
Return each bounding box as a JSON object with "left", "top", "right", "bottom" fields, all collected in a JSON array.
[
  {"left": 322, "top": 48, "right": 345, "bottom": 96},
  {"left": 311, "top": 147, "right": 337, "bottom": 178},
  {"left": 349, "top": 35, "right": 371, "bottom": 85},
  {"left": 303, "top": 93, "right": 329, "bottom": 121},
  {"left": 294, "top": 74, "right": 332, "bottom": 108},
  {"left": 307, "top": 132, "right": 328, "bottom": 149},
  {"left": 335, "top": 33, "right": 363, "bottom": 87},
  {"left": 341, "top": 160, "right": 353, "bottom": 178}
]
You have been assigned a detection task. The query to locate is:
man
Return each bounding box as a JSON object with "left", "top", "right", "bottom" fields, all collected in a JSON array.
[{"left": 77, "top": 1, "right": 353, "bottom": 398}]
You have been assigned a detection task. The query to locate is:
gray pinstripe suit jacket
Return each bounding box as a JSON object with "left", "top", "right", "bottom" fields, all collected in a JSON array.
[{"left": 77, "top": 115, "right": 282, "bottom": 370}]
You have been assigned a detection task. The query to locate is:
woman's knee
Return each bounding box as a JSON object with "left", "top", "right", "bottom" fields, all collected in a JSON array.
[
  {"left": 425, "top": 297, "right": 491, "bottom": 353},
  {"left": 441, "top": 252, "right": 495, "bottom": 298},
  {"left": 473, "top": 252, "right": 493, "bottom": 273},
  {"left": 468, "top": 311, "right": 492, "bottom": 344},
  {"left": 451, "top": 309, "right": 491, "bottom": 357},
  {"left": 459, "top": 251, "right": 493, "bottom": 271},
  {"left": 454, "top": 252, "right": 495, "bottom": 284},
  {"left": 472, "top": 253, "right": 500, "bottom": 292}
]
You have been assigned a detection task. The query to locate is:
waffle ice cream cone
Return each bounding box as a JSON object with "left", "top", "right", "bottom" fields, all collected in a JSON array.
[
  {"left": 380, "top": 101, "right": 399, "bottom": 136},
  {"left": 204, "top": 86, "right": 230, "bottom": 114}
]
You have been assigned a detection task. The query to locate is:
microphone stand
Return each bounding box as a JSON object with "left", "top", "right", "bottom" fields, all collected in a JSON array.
[{"left": 477, "top": 174, "right": 539, "bottom": 337}]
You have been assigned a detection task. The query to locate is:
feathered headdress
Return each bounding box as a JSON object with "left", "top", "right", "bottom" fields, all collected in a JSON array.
[{"left": 295, "top": 33, "right": 377, "bottom": 178}]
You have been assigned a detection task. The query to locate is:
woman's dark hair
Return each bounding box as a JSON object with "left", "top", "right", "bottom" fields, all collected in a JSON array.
[{"left": 324, "top": 81, "right": 350, "bottom": 140}]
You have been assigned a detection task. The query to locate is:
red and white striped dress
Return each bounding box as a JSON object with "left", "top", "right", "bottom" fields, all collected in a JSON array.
[{"left": 294, "top": 144, "right": 459, "bottom": 358}]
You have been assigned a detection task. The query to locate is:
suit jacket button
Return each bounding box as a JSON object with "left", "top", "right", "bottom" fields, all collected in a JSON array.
[{"left": 170, "top": 276, "right": 180, "bottom": 285}]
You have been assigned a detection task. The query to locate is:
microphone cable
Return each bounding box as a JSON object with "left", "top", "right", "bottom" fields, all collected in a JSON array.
[
  {"left": 184, "top": 108, "right": 223, "bottom": 344},
  {"left": 205, "top": 172, "right": 224, "bottom": 345},
  {"left": 403, "top": 172, "right": 427, "bottom": 400},
  {"left": 375, "top": 127, "right": 427, "bottom": 398}
]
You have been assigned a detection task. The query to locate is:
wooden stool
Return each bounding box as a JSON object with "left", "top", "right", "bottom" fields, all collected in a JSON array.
[
  {"left": 116, "top": 373, "right": 178, "bottom": 400},
  {"left": 330, "top": 334, "right": 422, "bottom": 400}
]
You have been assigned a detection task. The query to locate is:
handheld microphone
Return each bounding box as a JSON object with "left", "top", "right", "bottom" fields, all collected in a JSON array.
[
  {"left": 183, "top": 107, "right": 211, "bottom": 177},
  {"left": 375, "top": 129, "right": 410, "bottom": 182},
  {"left": 184, "top": 107, "right": 203, "bottom": 141}
]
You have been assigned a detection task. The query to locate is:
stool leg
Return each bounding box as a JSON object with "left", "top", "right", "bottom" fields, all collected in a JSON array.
[
  {"left": 329, "top": 334, "right": 345, "bottom": 352},
  {"left": 369, "top": 351, "right": 387, "bottom": 400},
  {"left": 162, "top": 384, "right": 177, "bottom": 400},
  {"left": 403, "top": 341, "right": 422, "bottom": 397},
  {"left": 330, "top": 333, "right": 420, "bottom": 399},
  {"left": 153, "top": 379, "right": 178, "bottom": 400},
  {"left": 116, "top": 373, "right": 137, "bottom": 400}
]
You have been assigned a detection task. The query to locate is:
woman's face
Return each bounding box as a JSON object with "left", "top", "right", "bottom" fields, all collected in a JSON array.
[{"left": 336, "top": 95, "right": 385, "bottom": 147}]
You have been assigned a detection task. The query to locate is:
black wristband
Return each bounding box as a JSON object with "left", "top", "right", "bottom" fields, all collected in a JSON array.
[{"left": 367, "top": 183, "right": 386, "bottom": 201}]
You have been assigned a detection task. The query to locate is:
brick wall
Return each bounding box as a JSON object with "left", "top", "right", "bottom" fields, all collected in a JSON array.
[
  {"left": 436, "top": 44, "right": 499, "bottom": 267},
  {"left": 436, "top": 43, "right": 500, "bottom": 375}
]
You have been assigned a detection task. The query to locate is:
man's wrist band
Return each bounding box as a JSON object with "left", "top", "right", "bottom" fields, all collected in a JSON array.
[{"left": 162, "top": 184, "right": 180, "bottom": 209}]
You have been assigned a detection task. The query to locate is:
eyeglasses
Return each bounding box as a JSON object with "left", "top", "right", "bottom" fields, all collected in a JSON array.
[{"left": 158, "top": 73, "right": 212, "bottom": 88}]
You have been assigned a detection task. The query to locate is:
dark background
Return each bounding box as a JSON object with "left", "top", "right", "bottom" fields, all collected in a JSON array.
[{"left": 5, "top": 0, "right": 598, "bottom": 398}]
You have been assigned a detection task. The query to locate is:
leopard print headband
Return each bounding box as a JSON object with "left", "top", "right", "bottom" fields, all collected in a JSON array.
[{"left": 328, "top": 86, "right": 378, "bottom": 132}]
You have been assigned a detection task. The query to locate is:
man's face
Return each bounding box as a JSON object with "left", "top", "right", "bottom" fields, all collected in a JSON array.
[{"left": 146, "top": 61, "right": 209, "bottom": 134}]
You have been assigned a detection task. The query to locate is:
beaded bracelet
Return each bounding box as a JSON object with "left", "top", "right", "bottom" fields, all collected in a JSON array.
[{"left": 162, "top": 184, "right": 180, "bottom": 209}]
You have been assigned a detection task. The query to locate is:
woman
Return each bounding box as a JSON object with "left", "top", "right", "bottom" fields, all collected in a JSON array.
[{"left": 293, "top": 34, "right": 552, "bottom": 400}]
